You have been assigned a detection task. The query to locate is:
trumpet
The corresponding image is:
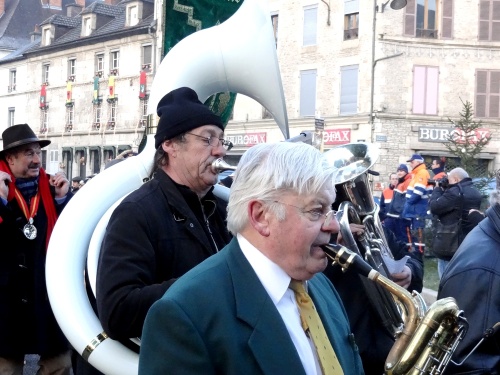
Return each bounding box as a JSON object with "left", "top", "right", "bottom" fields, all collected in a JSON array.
[{"left": 322, "top": 243, "right": 467, "bottom": 375}]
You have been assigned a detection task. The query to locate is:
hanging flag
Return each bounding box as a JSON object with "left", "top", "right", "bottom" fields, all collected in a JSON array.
[
  {"left": 108, "top": 75, "right": 115, "bottom": 99},
  {"left": 66, "top": 81, "right": 72, "bottom": 104},
  {"left": 139, "top": 70, "right": 146, "bottom": 98},
  {"left": 40, "top": 84, "right": 46, "bottom": 108},
  {"left": 93, "top": 77, "right": 99, "bottom": 103}
]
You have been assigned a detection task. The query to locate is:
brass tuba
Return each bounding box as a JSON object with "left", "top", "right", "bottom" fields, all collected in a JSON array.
[
  {"left": 322, "top": 244, "right": 467, "bottom": 375},
  {"left": 323, "top": 142, "right": 404, "bottom": 334}
]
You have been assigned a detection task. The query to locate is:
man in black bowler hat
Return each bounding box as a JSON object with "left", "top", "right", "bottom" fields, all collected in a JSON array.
[
  {"left": 0, "top": 124, "right": 72, "bottom": 374},
  {"left": 96, "top": 87, "right": 233, "bottom": 344}
]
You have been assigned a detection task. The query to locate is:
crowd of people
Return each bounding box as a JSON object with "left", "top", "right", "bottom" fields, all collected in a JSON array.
[{"left": 1, "top": 87, "right": 498, "bottom": 375}]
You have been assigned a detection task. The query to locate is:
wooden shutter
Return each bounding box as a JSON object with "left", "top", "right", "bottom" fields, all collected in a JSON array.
[
  {"left": 413, "top": 66, "right": 426, "bottom": 114},
  {"left": 303, "top": 7, "right": 318, "bottom": 46},
  {"left": 300, "top": 70, "right": 317, "bottom": 117},
  {"left": 479, "top": 1, "right": 491, "bottom": 40},
  {"left": 489, "top": 71, "right": 500, "bottom": 117},
  {"left": 425, "top": 67, "right": 439, "bottom": 115},
  {"left": 493, "top": 0, "right": 500, "bottom": 41},
  {"left": 404, "top": 0, "right": 416, "bottom": 36},
  {"left": 340, "top": 65, "right": 358, "bottom": 115},
  {"left": 476, "top": 70, "right": 488, "bottom": 117},
  {"left": 441, "top": 0, "right": 454, "bottom": 39}
]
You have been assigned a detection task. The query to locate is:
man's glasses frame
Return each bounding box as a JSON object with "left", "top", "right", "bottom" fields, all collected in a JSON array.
[{"left": 185, "top": 133, "right": 233, "bottom": 151}]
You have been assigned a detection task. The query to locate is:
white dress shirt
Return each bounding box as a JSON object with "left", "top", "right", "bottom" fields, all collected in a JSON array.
[{"left": 237, "top": 233, "right": 321, "bottom": 375}]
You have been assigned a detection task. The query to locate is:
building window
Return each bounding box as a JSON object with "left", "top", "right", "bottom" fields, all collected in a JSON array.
[
  {"left": 405, "top": 0, "right": 439, "bottom": 38},
  {"left": 139, "top": 98, "right": 148, "bottom": 127},
  {"left": 42, "top": 63, "right": 50, "bottom": 84},
  {"left": 95, "top": 53, "right": 104, "bottom": 75},
  {"left": 66, "top": 106, "right": 74, "bottom": 131},
  {"left": 479, "top": 0, "right": 500, "bottom": 41},
  {"left": 344, "top": 13, "right": 359, "bottom": 40},
  {"left": 41, "top": 110, "right": 49, "bottom": 133},
  {"left": 8, "top": 108, "right": 15, "bottom": 126},
  {"left": 110, "top": 51, "right": 119, "bottom": 71},
  {"left": 300, "top": 69, "right": 317, "bottom": 117},
  {"left": 142, "top": 45, "right": 152, "bottom": 68},
  {"left": 127, "top": 5, "right": 138, "bottom": 26},
  {"left": 9, "top": 69, "right": 16, "bottom": 92},
  {"left": 340, "top": 65, "right": 358, "bottom": 115},
  {"left": 475, "top": 70, "right": 500, "bottom": 118},
  {"left": 68, "top": 58, "right": 76, "bottom": 78},
  {"left": 108, "top": 101, "right": 117, "bottom": 130},
  {"left": 412, "top": 65, "right": 439, "bottom": 115},
  {"left": 271, "top": 14, "right": 278, "bottom": 47},
  {"left": 83, "top": 17, "right": 92, "bottom": 36},
  {"left": 93, "top": 105, "right": 101, "bottom": 130},
  {"left": 303, "top": 6, "right": 318, "bottom": 46},
  {"left": 42, "top": 28, "right": 51, "bottom": 46}
]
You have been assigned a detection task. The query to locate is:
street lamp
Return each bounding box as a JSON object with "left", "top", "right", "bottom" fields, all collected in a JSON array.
[{"left": 369, "top": 0, "right": 407, "bottom": 139}]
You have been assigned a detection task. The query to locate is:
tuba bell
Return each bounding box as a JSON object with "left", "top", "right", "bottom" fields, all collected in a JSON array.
[
  {"left": 45, "top": 0, "right": 288, "bottom": 374},
  {"left": 323, "top": 142, "right": 404, "bottom": 334}
]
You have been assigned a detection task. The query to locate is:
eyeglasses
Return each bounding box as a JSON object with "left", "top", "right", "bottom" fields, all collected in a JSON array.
[
  {"left": 274, "top": 201, "right": 337, "bottom": 227},
  {"left": 22, "top": 150, "right": 42, "bottom": 159},
  {"left": 185, "top": 133, "right": 233, "bottom": 151}
]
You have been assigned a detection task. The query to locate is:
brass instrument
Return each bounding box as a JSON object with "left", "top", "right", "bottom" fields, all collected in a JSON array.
[
  {"left": 212, "top": 158, "right": 237, "bottom": 173},
  {"left": 322, "top": 243, "right": 468, "bottom": 375},
  {"left": 324, "top": 142, "right": 404, "bottom": 334}
]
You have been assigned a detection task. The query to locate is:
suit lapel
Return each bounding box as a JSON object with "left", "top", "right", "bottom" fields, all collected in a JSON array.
[{"left": 225, "top": 240, "right": 306, "bottom": 375}]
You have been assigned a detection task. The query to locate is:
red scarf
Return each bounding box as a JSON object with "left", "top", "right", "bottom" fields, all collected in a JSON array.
[{"left": 0, "top": 159, "right": 58, "bottom": 250}]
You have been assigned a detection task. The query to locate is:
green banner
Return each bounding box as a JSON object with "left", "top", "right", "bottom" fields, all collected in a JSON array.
[{"left": 163, "top": 0, "right": 243, "bottom": 126}]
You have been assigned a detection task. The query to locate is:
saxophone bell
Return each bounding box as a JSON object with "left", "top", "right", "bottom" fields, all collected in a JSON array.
[{"left": 322, "top": 244, "right": 467, "bottom": 375}]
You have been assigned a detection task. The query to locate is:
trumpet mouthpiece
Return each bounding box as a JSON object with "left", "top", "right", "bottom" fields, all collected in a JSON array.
[{"left": 212, "top": 158, "right": 237, "bottom": 173}]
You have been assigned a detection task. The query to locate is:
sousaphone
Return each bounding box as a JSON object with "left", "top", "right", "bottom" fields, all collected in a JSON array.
[{"left": 45, "top": 0, "right": 288, "bottom": 374}]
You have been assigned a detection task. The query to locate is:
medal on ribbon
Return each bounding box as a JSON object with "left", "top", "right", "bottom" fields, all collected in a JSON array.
[{"left": 14, "top": 189, "right": 40, "bottom": 240}]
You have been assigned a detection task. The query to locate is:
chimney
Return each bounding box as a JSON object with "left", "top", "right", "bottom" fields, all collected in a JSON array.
[
  {"left": 103, "top": 0, "right": 120, "bottom": 5},
  {"left": 75, "top": 0, "right": 85, "bottom": 7},
  {"left": 66, "top": 3, "right": 83, "bottom": 17},
  {"left": 30, "top": 24, "right": 42, "bottom": 43},
  {"left": 0, "top": 0, "right": 5, "bottom": 18},
  {"left": 51, "top": 0, "right": 62, "bottom": 8}
]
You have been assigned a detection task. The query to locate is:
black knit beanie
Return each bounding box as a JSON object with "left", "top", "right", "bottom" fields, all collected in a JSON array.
[{"left": 154, "top": 87, "right": 223, "bottom": 149}]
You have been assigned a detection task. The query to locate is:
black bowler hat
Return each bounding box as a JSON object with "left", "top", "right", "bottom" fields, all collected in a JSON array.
[
  {"left": 154, "top": 87, "right": 223, "bottom": 149},
  {"left": 0, "top": 124, "right": 50, "bottom": 157}
]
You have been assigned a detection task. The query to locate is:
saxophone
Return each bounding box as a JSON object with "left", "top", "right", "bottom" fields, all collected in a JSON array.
[{"left": 322, "top": 244, "right": 468, "bottom": 375}]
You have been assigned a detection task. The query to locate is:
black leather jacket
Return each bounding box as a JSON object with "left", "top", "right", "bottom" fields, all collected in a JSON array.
[{"left": 438, "top": 204, "right": 500, "bottom": 374}]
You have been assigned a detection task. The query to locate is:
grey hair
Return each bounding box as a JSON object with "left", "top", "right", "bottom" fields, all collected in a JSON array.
[
  {"left": 226, "top": 142, "right": 337, "bottom": 234},
  {"left": 490, "top": 189, "right": 500, "bottom": 207},
  {"left": 448, "top": 167, "right": 469, "bottom": 180}
]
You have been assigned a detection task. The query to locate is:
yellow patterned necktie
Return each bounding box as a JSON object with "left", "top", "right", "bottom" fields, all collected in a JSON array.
[{"left": 289, "top": 280, "right": 344, "bottom": 375}]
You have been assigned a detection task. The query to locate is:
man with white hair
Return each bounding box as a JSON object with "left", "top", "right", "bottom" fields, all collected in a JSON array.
[
  {"left": 429, "top": 167, "right": 482, "bottom": 277},
  {"left": 438, "top": 189, "right": 500, "bottom": 374},
  {"left": 139, "top": 142, "right": 364, "bottom": 375}
]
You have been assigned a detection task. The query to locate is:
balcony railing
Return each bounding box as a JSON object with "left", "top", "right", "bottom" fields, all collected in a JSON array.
[
  {"left": 106, "top": 121, "right": 115, "bottom": 130},
  {"left": 92, "top": 122, "right": 101, "bottom": 130},
  {"left": 65, "top": 124, "right": 73, "bottom": 132},
  {"left": 416, "top": 28, "right": 438, "bottom": 39},
  {"left": 344, "top": 28, "right": 359, "bottom": 40},
  {"left": 8, "top": 84, "right": 16, "bottom": 92}
]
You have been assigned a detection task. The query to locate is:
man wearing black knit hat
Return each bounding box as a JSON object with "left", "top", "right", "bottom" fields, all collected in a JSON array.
[{"left": 96, "top": 87, "right": 233, "bottom": 343}]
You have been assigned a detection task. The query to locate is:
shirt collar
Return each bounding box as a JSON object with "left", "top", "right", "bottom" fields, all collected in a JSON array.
[{"left": 237, "top": 233, "right": 291, "bottom": 306}]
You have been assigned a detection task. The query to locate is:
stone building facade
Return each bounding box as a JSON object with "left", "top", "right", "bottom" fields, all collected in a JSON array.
[
  {"left": 226, "top": 0, "right": 500, "bottom": 191},
  {"left": 0, "top": 0, "right": 499, "bottom": 189}
]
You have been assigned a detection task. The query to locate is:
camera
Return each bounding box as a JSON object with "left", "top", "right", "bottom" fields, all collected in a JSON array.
[{"left": 428, "top": 177, "right": 449, "bottom": 189}]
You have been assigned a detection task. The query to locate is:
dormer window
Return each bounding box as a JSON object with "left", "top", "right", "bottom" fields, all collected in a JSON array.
[
  {"left": 42, "top": 26, "right": 52, "bottom": 46},
  {"left": 82, "top": 16, "right": 93, "bottom": 37},
  {"left": 127, "top": 5, "right": 138, "bottom": 26}
]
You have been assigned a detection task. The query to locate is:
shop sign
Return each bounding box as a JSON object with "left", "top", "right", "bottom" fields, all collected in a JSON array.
[
  {"left": 323, "top": 129, "right": 351, "bottom": 145},
  {"left": 226, "top": 132, "right": 266, "bottom": 146},
  {"left": 419, "top": 127, "right": 491, "bottom": 143}
]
